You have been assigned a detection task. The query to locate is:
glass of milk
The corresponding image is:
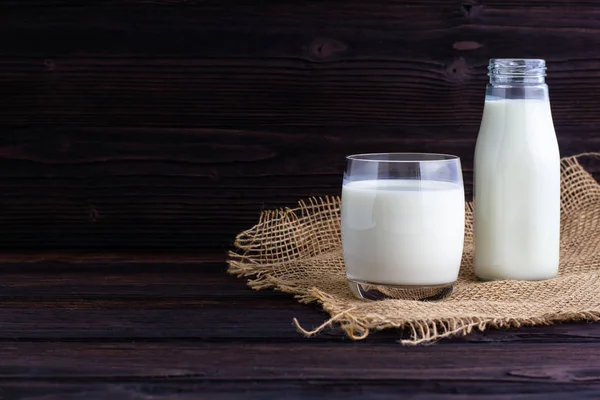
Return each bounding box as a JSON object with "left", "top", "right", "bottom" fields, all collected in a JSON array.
[{"left": 342, "top": 153, "right": 465, "bottom": 300}]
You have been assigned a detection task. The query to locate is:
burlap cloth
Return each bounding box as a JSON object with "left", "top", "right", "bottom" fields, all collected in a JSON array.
[{"left": 228, "top": 154, "right": 600, "bottom": 345}]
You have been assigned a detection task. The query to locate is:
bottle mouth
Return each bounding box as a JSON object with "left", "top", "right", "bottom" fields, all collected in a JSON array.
[{"left": 488, "top": 59, "right": 546, "bottom": 77}]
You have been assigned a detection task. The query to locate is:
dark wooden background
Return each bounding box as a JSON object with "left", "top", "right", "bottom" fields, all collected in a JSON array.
[{"left": 1, "top": 0, "right": 600, "bottom": 251}]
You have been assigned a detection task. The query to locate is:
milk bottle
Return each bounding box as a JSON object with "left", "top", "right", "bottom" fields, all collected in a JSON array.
[{"left": 474, "top": 59, "right": 560, "bottom": 281}]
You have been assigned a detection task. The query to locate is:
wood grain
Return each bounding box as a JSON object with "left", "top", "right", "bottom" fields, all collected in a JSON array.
[
  {"left": 0, "top": 341, "right": 599, "bottom": 400},
  {"left": 4, "top": 0, "right": 600, "bottom": 6},
  {"left": 0, "top": 382, "right": 599, "bottom": 400},
  {"left": 2, "top": 341, "right": 600, "bottom": 381},
  {"left": 0, "top": 125, "right": 596, "bottom": 249},
  {"left": 4, "top": 1, "right": 600, "bottom": 393},
  {"left": 0, "top": 255, "right": 595, "bottom": 345},
  {"left": 0, "top": 2, "right": 599, "bottom": 250},
  {"left": 0, "top": 254, "right": 598, "bottom": 398}
]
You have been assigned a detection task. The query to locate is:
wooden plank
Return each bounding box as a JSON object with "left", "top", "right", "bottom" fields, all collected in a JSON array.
[
  {"left": 0, "top": 252, "right": 225, "bottom": 263},
  {"left": 0, "top": 342, "right": 599, "bottom": 383},
  {"left": 0, "top": 381, "right": 599, "bottom": 400},
  {"left": 0, "top": 126, "right": 596, "bottom": 249},
  {"left": 0, "top": 256, "right": 596, "bottom": 344},
  {"left": 1, "top": 58, "right": 600, "bottom": 128},
  {"left": 2, "top": 0, "right": 600, "bottom": 7},
  {"left": 0, "top": 125, "right": 473, "bottom": 249},
  {"left": 0, "top": 256, "right": 335, "bottom": 341},
  {"left": 0, "top": 302, "right": 598, "bottom": 344},
  {"left": 0, "top": 307, "right": 337, "bottom": 341},
  {"left": 0, "top": 258, "right": 298, "bottom": 304},
  {"left": 0, "top": 7, "right": 600, "bottom": 127}
]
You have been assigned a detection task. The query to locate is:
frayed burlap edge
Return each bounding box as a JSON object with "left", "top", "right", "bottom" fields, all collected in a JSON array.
[{"left": 228, "top": 153, "right": 600, "bottom": 345}]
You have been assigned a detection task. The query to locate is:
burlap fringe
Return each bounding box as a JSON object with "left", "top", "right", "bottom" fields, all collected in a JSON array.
[{"left": 228, "top": 153, "right": 600, "bottom": 345}]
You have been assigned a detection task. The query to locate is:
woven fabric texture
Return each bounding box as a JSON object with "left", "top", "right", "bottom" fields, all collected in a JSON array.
[{"left": 228, "top": 154, "right": 600, "bottom": 344}]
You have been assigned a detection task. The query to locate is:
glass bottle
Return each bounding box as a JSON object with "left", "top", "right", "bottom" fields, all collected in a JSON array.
[{"left": 474, "top": 59, "right": 560, "bottom": 281}]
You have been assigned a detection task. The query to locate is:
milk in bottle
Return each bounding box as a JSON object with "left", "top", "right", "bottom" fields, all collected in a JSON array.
[{"left": 474, "top": 59, "right": 560, "bottom": 281}]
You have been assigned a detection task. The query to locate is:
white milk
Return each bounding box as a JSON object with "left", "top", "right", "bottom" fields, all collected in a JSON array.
[
  {"left": 341, "top": 179, "right": 465, "bottom": 286},
  {"left": 474, "top": 99, "right": 560, "bottom": 280}
]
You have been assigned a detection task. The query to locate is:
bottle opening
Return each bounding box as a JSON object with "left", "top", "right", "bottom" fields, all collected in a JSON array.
[
  {"left": 488, "top": 59, "right": 546, "bottom": 85},
  {"left": 488, "top": 59, "right": 546, "bottom": 77}
]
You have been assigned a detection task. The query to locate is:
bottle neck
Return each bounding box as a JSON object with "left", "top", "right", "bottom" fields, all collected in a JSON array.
[
  {"left": 486, "top": 84, "right": 549, "bottom": 101},
  {"left": 487, "top": 58, "right": 548, "bottom": 100},
  {"left": 489, "top": 75, "right": 546, "bottom": 86}
]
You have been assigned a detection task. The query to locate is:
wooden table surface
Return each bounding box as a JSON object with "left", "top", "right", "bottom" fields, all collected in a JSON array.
[
  {"left": 0, "top": 252, "right": 598, "bottom": 399},
  {"left": 2, "top": 2, "right": 600, "bottom": 398}
]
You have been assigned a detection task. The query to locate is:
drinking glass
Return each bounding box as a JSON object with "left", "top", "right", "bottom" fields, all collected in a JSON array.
[{"left": 342, "top": 153, "right": 465, "bottom": 300}]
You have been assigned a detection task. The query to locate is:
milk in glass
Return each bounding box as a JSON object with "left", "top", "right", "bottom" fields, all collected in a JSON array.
[{"left": 342, "top": 179, "right": 465, "bottom": 286}]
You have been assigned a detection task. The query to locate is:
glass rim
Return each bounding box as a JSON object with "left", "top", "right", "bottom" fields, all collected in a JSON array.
[{"left": 346, "top": 152, "right": 460, "bottom": 163}]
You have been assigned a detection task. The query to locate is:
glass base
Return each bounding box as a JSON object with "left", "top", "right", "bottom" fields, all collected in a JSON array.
[{"left": 347, "top": 279, "right": 454, "bottom": 301}]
